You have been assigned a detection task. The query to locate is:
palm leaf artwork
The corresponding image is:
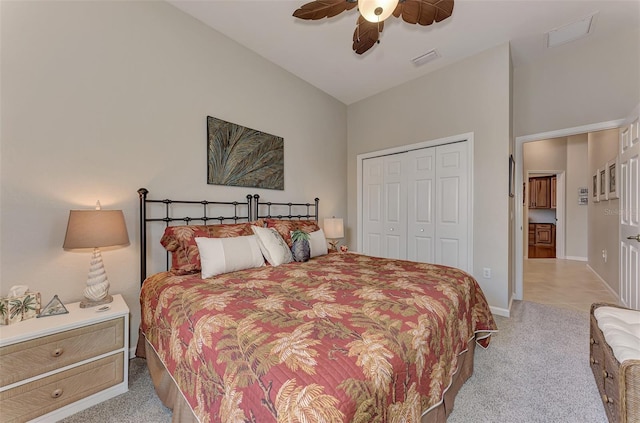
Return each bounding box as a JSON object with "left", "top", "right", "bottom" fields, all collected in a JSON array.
[
  {"left": 207, "top": 116, "right": 284, "bottom": 190},
  {"left": 293, "top": 0, "right": 455, "bottom": 54}
]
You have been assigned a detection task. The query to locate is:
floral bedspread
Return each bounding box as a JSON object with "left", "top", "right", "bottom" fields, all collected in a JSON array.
[{"left": 140, "top": 253, "right": 497, "bottom": 423}]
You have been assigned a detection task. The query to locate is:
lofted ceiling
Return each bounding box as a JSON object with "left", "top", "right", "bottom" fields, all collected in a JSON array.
[{"left": 167, "top": 1, "right": 640, "bottom": 105}]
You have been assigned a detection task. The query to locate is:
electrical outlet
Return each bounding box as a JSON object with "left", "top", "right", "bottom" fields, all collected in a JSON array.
[{"left": 483, "top": 268, "right": 491, "bottom": 279}]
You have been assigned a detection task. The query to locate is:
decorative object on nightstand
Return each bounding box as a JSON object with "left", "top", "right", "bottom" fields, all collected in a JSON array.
[
  {"left": 324, "top": 217, "right": 344, "bottom": 251},
  {"left": 37, "top": 294, "right": 69, "bottom": 318},
  {"left": 63, "top": 202, "right": 129, "bottom": 308}
]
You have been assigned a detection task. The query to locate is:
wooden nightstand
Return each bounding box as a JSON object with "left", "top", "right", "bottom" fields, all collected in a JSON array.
[{"left": 0, "top": 294, "right": 129, "bottom": 422}]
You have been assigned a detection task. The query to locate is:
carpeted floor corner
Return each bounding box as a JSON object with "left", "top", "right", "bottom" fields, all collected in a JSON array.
[
  {"left": 447, "top": 300, "right": 607, "bottom": 423},
  {"left": 61, "top": 300, "right": 607, "bottom": 422}
]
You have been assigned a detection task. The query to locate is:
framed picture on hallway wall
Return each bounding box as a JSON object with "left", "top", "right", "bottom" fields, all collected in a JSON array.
[
  {"left": 600, "top": 168, "right": 607, "bottom": 201},
  {"left": 607, "top": 157, "right": 620, "bottom": 199},
  {"left": 593, "top": 171, "right": 600, "bottom": 203}
]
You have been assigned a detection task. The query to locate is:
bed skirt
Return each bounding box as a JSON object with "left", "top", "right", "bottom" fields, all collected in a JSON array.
[{"left": 137, "top": 333, "right": 477, "bottom": 423}]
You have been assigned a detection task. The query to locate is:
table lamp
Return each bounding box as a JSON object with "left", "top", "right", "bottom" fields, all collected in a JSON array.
[
  {"left": 324, "top": 217, "right": 344, "bottom": 251},
  {"left": 63, "top": 203, "right": 129, "bottom": 308}
]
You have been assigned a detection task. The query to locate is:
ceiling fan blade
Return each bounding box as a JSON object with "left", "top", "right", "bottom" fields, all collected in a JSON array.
[
  {"left": 352, "top": 15, "right": 384, "bottom": 55},
  {"left": 398, "top": 0, "right": 454, "bottom": 26},
  {"left": 293, "top": 0, "right": 357, "bottom": 20}
]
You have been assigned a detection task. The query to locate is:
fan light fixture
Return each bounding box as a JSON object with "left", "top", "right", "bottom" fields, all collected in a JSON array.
[
  {"left": 359, "top": 0, "right": 399, "bottom": 23},
  {"left": 293, "top": 0, "right": 454, "bottom": 55}
]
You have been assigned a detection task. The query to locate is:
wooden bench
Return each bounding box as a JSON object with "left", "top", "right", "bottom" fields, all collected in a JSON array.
[{"left": 590, "top": 303, "right": 640, "bottom": 423}]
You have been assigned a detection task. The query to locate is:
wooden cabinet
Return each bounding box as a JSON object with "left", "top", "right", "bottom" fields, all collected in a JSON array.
[
  {"left": 0, "top": 295, "right": 129, "bottom": 422},
  {"left": 529, "top": 176, "right": 555, "bottom": 209},
  {"left": 528, "top": 223, "right": 556, "bottom": 258}
]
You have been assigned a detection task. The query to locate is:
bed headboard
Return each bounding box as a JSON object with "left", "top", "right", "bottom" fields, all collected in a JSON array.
[
  {"left": 138, "top": 188, "right": 319, "bottom": 285},
  {"left": 253, "top": 194, "right": 319, "bottom": 222}
]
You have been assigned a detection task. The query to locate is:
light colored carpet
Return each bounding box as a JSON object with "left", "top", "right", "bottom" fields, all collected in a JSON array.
[{"left": 61, "top": 300, "right": 607, "bottom": 422}]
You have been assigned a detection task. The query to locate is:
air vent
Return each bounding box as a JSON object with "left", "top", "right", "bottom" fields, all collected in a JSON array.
[
  {"left": 546, "top": 12, "right": 598, "bottom": 48},
  {"left": 411, "top": 49, "right": 439, "bottom": 66}
]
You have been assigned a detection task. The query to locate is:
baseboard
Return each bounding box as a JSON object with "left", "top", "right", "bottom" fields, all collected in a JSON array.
[
  {"left": 490, "top": 305, "right": 510, "bottom": 317},
  {"left": 565, "top": 256, "right": 587, "bottom": 262},
  {"left": 585, "top": 264, "right": 620, "bottom": 301},
  {"left": 129, "top": 346, "right": 137, "bottom": 359}
]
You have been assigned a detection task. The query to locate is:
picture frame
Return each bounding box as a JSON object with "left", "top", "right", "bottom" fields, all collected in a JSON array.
[
  {"left": 508, "top": 154, "right": 515, "bottom": 197},
  {"left": 607, "top": 156, "right": 620, "bottom": 199},
  {"left": 600, "top": 167, "right": 608, "bottom": 201},
  {"left": 206, "top": 116, "right": 284, "bottom": 190},
  {"left": 37, "top": 295, "right": 68, "bottom": 318},
  {"left": 593, "top": 171, "right": 600, "bottom": 203}
]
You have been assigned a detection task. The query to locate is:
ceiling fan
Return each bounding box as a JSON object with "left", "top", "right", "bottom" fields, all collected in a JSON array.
[{"left": 293, "top": 0, "right": 455, "bottom": 55}]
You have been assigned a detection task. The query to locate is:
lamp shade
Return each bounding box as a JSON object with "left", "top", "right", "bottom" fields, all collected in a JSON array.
[
  {"left": 63, "top": 210, "right": 129, "bottom": 249},
  {"left": 324, "top": 217, "right": 344, "bottom": 239},
  {"left": 358, "top": 0, "right": 399, "bottom": 23}
]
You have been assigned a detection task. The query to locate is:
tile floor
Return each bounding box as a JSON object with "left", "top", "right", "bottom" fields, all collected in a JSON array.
[{"left": 523, "top": 258, "right": 620, "bottom": 313}]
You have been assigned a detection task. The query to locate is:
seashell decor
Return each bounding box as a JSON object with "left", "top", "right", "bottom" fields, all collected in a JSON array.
[{"left": 84, "top": 248, "right": 110, "bottom": 301}]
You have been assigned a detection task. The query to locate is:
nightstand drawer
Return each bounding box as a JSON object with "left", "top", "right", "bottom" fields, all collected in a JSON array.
[
  {"left": 0, "top": 317, "right": 124, "bottom": 386},
  {"left": 0, "top": 352, "right": 124, "bottom": 423}
]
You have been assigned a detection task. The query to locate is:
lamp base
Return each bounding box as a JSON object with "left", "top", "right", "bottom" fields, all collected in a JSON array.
[
  {"left": 328, "top": 240, "right": 339, "bottom": 251},
  {"left": 80, "top": 294, "right": 113, "bottom": 309}
]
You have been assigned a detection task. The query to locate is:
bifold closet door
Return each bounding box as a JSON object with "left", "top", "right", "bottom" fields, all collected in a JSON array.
[
  {"left": 407, "top": 148, "right": 436, "bottom": 263},
  {"left": 434, "top": 142, "right": 469, "bottom": 270},
  {"left": 362, "top": 141, "right": 468, "bottom": 269},
  {"left": 362, "top": 154, "right": 407, "bottom": 259}
]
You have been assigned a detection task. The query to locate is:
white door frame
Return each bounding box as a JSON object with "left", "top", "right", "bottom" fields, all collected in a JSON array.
[
  {"left": 357, "top": 132, "right": 474, "bottom": 274},
  {"left": 514, "top": 120, "right": 624, "bottom": 300}
]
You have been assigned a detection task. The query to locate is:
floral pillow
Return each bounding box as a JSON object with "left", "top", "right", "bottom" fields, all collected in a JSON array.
[
  {"left": 160, "top": 222, "right": 256, "bottom": 274},
  {"left": 265, "top": 218, "right": 320, "bottom": 247}
]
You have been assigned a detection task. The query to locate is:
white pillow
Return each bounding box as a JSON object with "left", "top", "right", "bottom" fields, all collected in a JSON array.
[
  {"left": 195, "top": 235, "right": 264, "bottom": 278},
  {"left": 251, "top": 225, "right": 293, "bottom": 266},
  {"left": 309, "top": 229, "right": 328, "bottom": 258}
]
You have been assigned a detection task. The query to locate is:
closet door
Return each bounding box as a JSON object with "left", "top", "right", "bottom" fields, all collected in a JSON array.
[
  {"left": 383, "top": 154, "right": 407, "bottom": 259},
  {"left": 435, "top": 142, "right": 469, "bottom": 270},
  {"left": 362, "top": 154, "right": 408, "bottom": 259},
  {"left": 362, "top": 157, "right": 384, "bottom": 257},
  {"left": 407, "top": 148, "right": 436, "bottom": 263}
]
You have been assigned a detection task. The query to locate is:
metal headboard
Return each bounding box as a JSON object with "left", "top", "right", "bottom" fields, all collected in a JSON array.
[
  {"left": 138, "top": 188, "right": 252, "bottom": 285},
  {"left": 253, "top": 194, "right": 319, "bottom": 221},
  {"left": 138, "top": 188, "right": 320, "bottom": 285}
]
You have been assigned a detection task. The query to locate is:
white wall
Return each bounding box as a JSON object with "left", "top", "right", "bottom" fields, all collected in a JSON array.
[
  {"left": 514, "top": 28, "right": 640, "bottom": 137},
  {"left": 565, "top": 134, "right": 588, "bottom": 259},
  {"left": 347, "top": 43, "right": 512, "bottom": 312},
  {"left": 587, "top": 129, "right": 619, "bottom": 293},
  {"left": 0, "top": 1, "right": 347, "bottom": 348}
]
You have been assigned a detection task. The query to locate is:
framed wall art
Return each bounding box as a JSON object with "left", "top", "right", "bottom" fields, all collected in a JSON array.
[
  {"left": 206, "top": 116, "right": 284, "bottom": 190},
  {"left": 593, "top": 171, "right": 600, "bottom": 203},
  {"left": 607, "top": 156, "right": 620, "bottom": 199},
  {"left": 508, "top": 154, "right": 515, "bottom": 197},
  {"left": 600, "top": 167, "right": 607, "bottom": 201}
]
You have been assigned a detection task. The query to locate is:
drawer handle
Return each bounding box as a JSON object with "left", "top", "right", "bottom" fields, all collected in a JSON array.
[
  {"left": 603, "top": 370, "right": 613, "bottom": 379},
  {"left": 51, "top": 348, "right": 64, "bottom": 357},
  {"left": 590, "top": 338, "right": 597, "bottom": 345},
  {"left": 590, "top": 357, "right": 598, "bottom": 365},
  {"left": 602, "top": 394, "right": 614, "bottom": 404},
  {"left": 51, "top": 388, "right": 64, "bottom": 399}
]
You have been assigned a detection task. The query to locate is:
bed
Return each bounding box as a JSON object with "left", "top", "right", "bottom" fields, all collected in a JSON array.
[{"left": 136, "top": 188, "right": 497, "bottom": 423}]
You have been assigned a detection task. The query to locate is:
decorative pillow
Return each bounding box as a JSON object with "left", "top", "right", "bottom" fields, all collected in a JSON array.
[
  {"left": 265, "top": 218, "right": 320, "bottom": 247},
  {"left": 195, "top": 235, "right": 264, "bottom": 278},
  {"left": 251, "top": 225, "right": 293, "bottom": 266},
  {"left": 290, "top": 229, "right": 328, "bottom": 261},
  {"left": 309, "top": 229, "right": 328, "bottom": 258},
  {"left": 160, "top": 222, "right": 255, "bottom": 274}
]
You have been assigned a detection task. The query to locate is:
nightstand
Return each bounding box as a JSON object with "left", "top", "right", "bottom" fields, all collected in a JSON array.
[{"left": 0, "top": 294, "right": 129, "bottom": 422}]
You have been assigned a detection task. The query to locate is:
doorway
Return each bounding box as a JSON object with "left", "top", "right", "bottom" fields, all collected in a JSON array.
[{"left": 513, "top": 119, "right": 624, "bottom": 301}]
